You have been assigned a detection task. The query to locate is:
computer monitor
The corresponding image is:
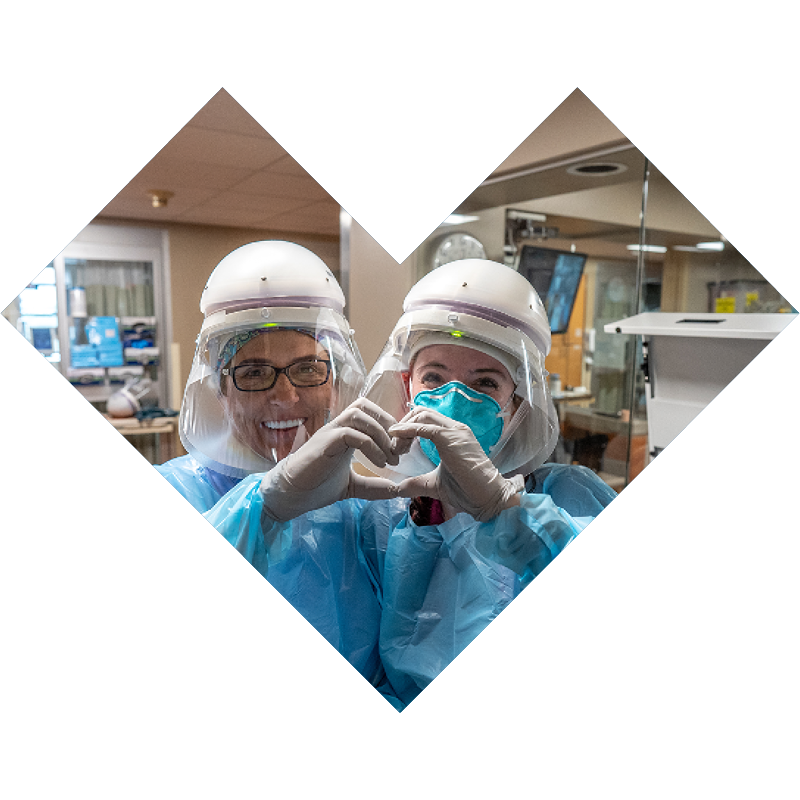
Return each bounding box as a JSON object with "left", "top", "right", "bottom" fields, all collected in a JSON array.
[
  {"left": 31, "top": 327, "right": 54, "bottom": 351},
  {"left": 517, "top": 245, "right": 587, "bottom": 334}
]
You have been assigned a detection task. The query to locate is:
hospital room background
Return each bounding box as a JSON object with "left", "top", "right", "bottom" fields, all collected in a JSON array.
[{"left": 4, "top": 88, "right": 794, "bottom": 490}]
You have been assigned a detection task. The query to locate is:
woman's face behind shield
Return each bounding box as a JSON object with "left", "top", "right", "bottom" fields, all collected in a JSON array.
[
  {"left": 219, "top": 329, "right": 333, "bottom": 462},
  {"left": 409, "top": 343, "right": 517, "bottom": 409}
]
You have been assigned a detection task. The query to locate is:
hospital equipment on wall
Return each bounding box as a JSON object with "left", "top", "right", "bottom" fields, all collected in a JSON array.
[{"left": 2, "top": 224, "right": 172, "bottom": 416}]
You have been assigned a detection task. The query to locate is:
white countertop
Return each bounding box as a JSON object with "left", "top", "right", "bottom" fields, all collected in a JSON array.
[{"left": 604, "top": 312, "right": 797, "bottom": 340}]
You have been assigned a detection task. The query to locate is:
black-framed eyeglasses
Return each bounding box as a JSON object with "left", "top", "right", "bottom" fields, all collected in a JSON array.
[{"left": 222, "top": 359, "right": 332, "bottom": 392}]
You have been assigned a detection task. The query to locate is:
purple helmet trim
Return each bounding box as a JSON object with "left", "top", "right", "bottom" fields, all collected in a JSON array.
[{"left": 404, "top": 299, "right": 549, "bottom": 355}]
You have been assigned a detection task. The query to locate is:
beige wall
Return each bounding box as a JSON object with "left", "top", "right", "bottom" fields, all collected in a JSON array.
[
  {"left": 346, "top": 220, "right": 418, "bottom": 370},
  {"left": 661, "top": 249, "right": 771, "bottom": 313}
]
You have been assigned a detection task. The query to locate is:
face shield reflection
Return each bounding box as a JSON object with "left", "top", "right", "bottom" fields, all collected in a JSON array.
[
  {"left": 180, "top": 306, "right": 365, "bottom": 478},
  {"left": 218, "top": 328, "right": 335, "bottom": 464},
  {"left": 359, "top": 320, "right": 558, "bottom": 480}
]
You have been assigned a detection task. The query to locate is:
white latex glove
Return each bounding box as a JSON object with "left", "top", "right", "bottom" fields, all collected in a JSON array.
[
  {"left": 260, "top": 398, "right": 401, "bottom": 522},
  {"left": 389, "top": 407, "right": 524, "bottom": 522}
]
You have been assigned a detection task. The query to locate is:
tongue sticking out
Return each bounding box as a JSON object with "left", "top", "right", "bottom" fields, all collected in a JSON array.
[{"left": 261, "top": 419, "right": 309, "bottom": 462}]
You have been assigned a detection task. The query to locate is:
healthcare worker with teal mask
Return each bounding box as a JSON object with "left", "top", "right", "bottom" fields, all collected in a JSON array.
[{"left": 355, "top": 258, "right": 617, "bottom": 708}]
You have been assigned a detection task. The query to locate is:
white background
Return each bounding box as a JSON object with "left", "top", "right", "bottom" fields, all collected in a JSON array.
[{"left": 1, "top": 2, "right": 798, "bottom": 798}]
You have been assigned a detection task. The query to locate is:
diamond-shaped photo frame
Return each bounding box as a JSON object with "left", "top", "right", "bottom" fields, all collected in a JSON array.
[
  {"left": 4, "top": 4, "right": 800, "bottom": 791},
  {"left": 3, "top": 86, "right": 796, "bottom": 715}
]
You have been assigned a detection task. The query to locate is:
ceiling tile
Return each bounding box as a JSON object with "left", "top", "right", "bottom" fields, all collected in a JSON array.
[
  {"left": 186, "top": 192, "right": 313, "bottom": 215},
  {"left": 186, "top": 89, "right": 272, "bottom": 139},
  {"left": 266, "top": 154, "right": 314, "bottom": 177},
  {"left": 174, "top": 206, "right": 291, "bottom": 228},
  {"left": 266, "top": 202, "right": 341, "bottom": 235},
  {"left": 266, "top": 215, "right": 341, "bottom": 236},
  {"left": 88, "top": 92, "right": 340, "bottom": 235},
  {"left": 158, "top": 127, "right": 287, "bottom": 170},
  {"left": 120, "top": 157, "right": 256, "bottom": 192},
  {"left": 231, "top": 170, "right": 333, "bottom": 201}
]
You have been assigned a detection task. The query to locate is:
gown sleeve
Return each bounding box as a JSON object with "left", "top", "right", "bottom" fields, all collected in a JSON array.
[
  {"left": 154, "top": 455, "right": 225, "bottom": 514},
  {"left": 527, "top": 463, "right": 618, "bottom": 518},
  {"left": 473, "top": 463, "right": 618, "bottom": 582},
  {"left": 471, "top": 492, "right": 585, "bottom": 583},
  {"left": 203, "top": 473, "right": 293, "bottom": 574}
]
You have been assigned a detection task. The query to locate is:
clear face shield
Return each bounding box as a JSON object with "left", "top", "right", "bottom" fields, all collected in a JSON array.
[
  {"left": 180, "top": 305, "right": 366, "bottom": 478},
  {"left": 357, "top": 307, "right": 559, "bottom": 480}
]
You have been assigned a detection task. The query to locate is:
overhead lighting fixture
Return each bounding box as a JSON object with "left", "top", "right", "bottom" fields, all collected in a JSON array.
[
  {"left": 567, "top": 162, "right": 628, "bottom": 177},
  {"left": 440, "top": 213, "right": 480, "bottom": 226},
  {"left": 148, "top": 189, "right": 174, "bottom": 208},
  {"left": 506, "top": 209, "right": 547, "bottom": 222},
  {"left": 672, "top": 241, "right": 725, "bottom": 253},
  {"left": 627, "top": 244, "right": 667, "bottom": 253}
]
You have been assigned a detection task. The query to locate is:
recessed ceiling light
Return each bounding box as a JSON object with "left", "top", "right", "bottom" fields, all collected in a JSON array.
[
  {"left": 566, "top": 162, "right": 628, "bottom": 177},
  {"left": 627, "top": 244, "right": 667, "bottom": 253},
  {"left": 696, "top": 241, "right": 725, "bottom": 251}
]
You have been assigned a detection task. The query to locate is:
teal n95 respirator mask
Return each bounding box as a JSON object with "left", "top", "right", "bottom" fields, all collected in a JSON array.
[{"left": 412, "top": 381, "right": 510, "bottom": 466}]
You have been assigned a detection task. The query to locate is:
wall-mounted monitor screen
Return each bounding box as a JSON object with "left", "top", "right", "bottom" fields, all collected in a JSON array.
[{"left": 517, "top": 245, "right": 587, "bottom": 334}]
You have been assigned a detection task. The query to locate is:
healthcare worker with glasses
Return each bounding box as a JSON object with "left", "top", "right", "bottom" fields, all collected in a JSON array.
[
  {"left": 355, "top": 258, "right": 617, "bottom": 707},
  {"left": 156, "top": 240, "right": 400, "bottom": 689}
]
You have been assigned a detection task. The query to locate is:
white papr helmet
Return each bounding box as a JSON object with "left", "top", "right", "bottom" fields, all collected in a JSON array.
[
  {"left": 179, "top": 241, "right": 366, "bottom": 478},
  {"left": 357, "top": 258, "right": 558, "bottom": 480},
  {"left": 107, "top": 377, "right": 154, "bottom": 418}
]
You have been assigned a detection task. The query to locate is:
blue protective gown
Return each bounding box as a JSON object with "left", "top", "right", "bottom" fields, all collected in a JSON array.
[
  {"left": 155, "top": 456, "right": 384, "bottom": 688},
  {"left": 358, "top": 463, "right": 617, "bottom": 708},
  {"left": 156, "top": 456, "right": 615, "bottom": 710}
]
